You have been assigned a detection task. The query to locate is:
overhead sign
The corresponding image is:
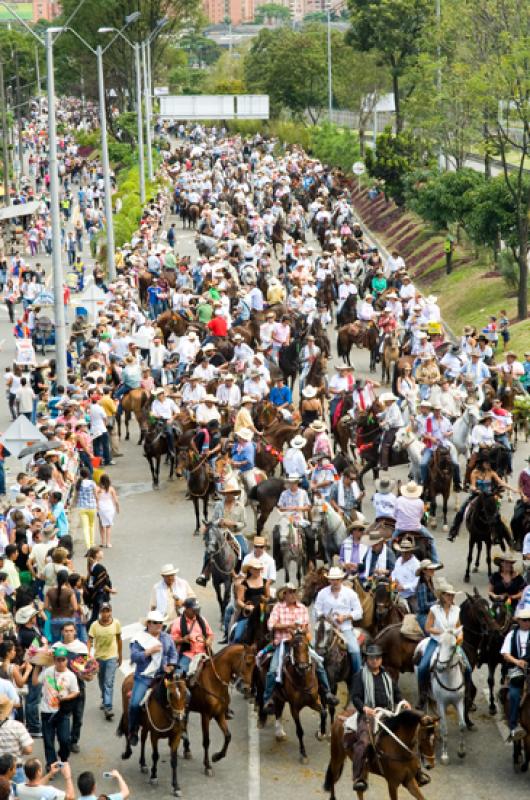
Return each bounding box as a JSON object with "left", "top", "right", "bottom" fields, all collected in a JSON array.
[
  {"left": 352, "top": 162, "right": 365, "bottom": 176},
  {"left": 154, "top": 86, "right": 169, "bottom": 96},
  {"left": 159, "top": 94, "right": 269, "bottom": 120}
]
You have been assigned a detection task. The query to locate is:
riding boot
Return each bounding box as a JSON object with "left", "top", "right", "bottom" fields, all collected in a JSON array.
[
  {"left": 196, "top": 562, "right": 211, "bottom": 587},
  {"left": 262, "top": 672, "right": 277, "bottom": 713},
  {"left": 447, "top": 507, "right": 465, "bottom": 541},
  {"left": 452, "top": 463, "right": 462, "bottom": 492}
]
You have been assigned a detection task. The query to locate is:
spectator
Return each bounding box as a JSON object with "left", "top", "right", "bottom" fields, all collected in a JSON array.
[
  {"left": 44, "top": 570, "right": 78, "bottom": 643},
  {"left": 0, "top": 695, "right": 33, "bottom": 781},
  {"left": 34, "top": 646, "right": 79, "bottom": 771},
  {"left": 88, "top": 603, "right": 122, "bottom": 721},
  {"left": 77, "top": 770, "right": 129, "bottom": 800},
  {"left": 17, "top": 758, "right": 75, "bottom": 800}
]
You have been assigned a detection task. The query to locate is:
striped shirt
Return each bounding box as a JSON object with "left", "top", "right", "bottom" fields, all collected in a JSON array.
[{"left": 0, "top": 718, "right": 33, "bottom": 757}]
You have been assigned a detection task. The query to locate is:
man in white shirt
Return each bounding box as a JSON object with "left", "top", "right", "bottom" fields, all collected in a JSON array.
[
  {"left": 357, "top": 294, "right": 375, "bottom": 322},
  {"left": 176, "top": 331, "right": 200, "bottom": 378},
  {"left": 377, "top": 393, "right": 404, "bottom": 471},
  {"left": 372, "top": 477, "right": 397, "bottom": 521},
  {"left": 391, "top": 538, "right": 420, "bottom": 606},
  {"left": 89, "top": 397, "right": 113, "bottom": 467},
  {"left": 241, "top": 536, "right": 276, "bottom": 583},
  {"left": 314, "top": 566, "right": 363, "bottom": 674},
  {"left": 149, "top": 336, "right": 167, "bottom": 384},
  {"left": 16, "top": 378, "right": 35, "bottom": 419},
  {"left": 501, "top": 607, "right": 530, "bottom": 740},
  {"left": 470, "top": 412, "right": 496, "bottom": 452},
  {"left": 181, "top": 376, "right": 206, "bottom": 409},
  {"left": 216, "top": 374, "right": 241, "bottom": 409},
  {"left": 195, "top": 395, "right": 220, "bottom": 426},
  {"left": 283, "top": 436, "right": 308, "bottom": 481},
  {"left": 151, "top": 387, "right": 179, "bottom": 457}
]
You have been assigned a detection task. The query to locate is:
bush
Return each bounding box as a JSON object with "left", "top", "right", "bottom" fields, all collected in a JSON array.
[
  {"left": 310, "top": 123, "right": 360, "bottom": 172},
  {"left": 498, "top": 250, "right": 519, "bottom": 292}
]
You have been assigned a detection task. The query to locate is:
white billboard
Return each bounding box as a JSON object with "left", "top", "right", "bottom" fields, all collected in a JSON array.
[{"left": 159, "top": 94, "right": 269, "bottom": 120}]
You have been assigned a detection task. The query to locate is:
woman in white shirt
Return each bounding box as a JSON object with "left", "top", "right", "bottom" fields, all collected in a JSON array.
[{"left": 417, "top": 581, "right": 464, "bottom": 702}]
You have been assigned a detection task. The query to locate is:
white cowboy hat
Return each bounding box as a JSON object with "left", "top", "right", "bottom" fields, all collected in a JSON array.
[
  {"left": 146, "top": 610, "right": 166, "bottom": 623},
  {"left": 327, "top": 566, "right": 345, "bottom": 580},
  {"left": 221, "top": 477, "right": 241, "bottom": 494},
  {"left": 394, "top": 537, "right": 416, "bottom": 553},
  {"left": 15, "top": 605, "right": 39, "bottom": 625},
  {"left": 379, "top": 392, "right": 397, "bottom": 403},
  {"left": 242, "top": 557, "right": 264, "bottom": 573},
  {"left": 187, "top": 331, "right": 197, "bottom": 340},
  {"left": 310, "top": 420, "right": 327, "bottom": 433},
  {"left": 277, "top": 583, "right": 298, "bottom": 600},
  {"left": 203, "top": 343, "right": 215, "bottom": 352},
  {"left": 236, "top": 427, "right": 254, "bottom": 441},
  {"left": 335, "top": 364, "right": 350, "bottom": 370},
  {"left": 241, "top": 395, "right": 256, "bottom": 404},
  {"left": 360, "top": 531, "right": 386, "bottom": 547},
  {"left": 204, "top": 394, "right": 217, "bottom": 403},
  {"left": 415, "top": 559, "right": 444, "bottom": 576},
  {"left": 400, "top": 481, "right": 423, "bottom": 499},
  {"left": 426, "top": 295, "right": 438, "bottom": 304},
  {"left": 152, "top": 387, "right": 165, "bottom": 396},
  {"left": 419, "top": 399, "right": 432, "bottom": 407},
  {"left": 290, "top": 435, "right": 307, "bottom": 449},
  {"left": 224, "top": 373, "right": 235, "bottom": 381},
  {"left": 285, "top": 474, "right": 302, "bottom": 482},
  {"left": 302, "top": 385, "right": 317, "bottom": 399},
  {"left": 374, "top": 477, "right": 396, "bottom": 494},
  {"left": 160, "top": 563, "right": 179, "bottom": 577},
  {"left": 437, "top": 580, "right": 458, "bottom": 596},
  {"left": 514, "top": 607, "right": 530, "bottom": 620}
]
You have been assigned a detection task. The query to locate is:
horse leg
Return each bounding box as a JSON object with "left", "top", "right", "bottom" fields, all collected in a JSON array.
[
  {"left": 155, "top": 456, "right": 162, "bottom": 489},
  {"left": 149, "top": 734, "right": 159, "bottom": 785},
  {"left": 203, "top": 493, "right": 209, "bottom": 523},
  {"left": 139, "top": 726, "right": 148, "bottom": 773},
  {"left": 457, "top": 699, "right": 467, "bottom": 759},
  {"left": 170, "top": 732, "right": 182, "bottom": 796},
  {"left": 182, "top": 711, "right": 192, "bottom": 759},
  {"left": 430, "top": 495, "right": 437, "bottom": 529},
  {"left": 125, "top": 411, "right": 131, "bottom": 441},
  {"left": 201, "top": 713, "right": 213, "bottom": 776},
  {"left": 486, "top": 539, "right": 493, "bottom": 577},
  {"left": 474, "top": 540, "right": 482, "bottom": 573},
  {"left": 291, "top": 706, "right": 308, "bottom": 763},
  {"left": 442, "top": 491, "right": 449, "bottom": 532},
  {"left": 323, "top": 737, "right": 346, "bottom": 800},
  {"left": 438, "top": 705, "right": 450, "bottom": 765},
  {"left": 487, "top": 662, "right": 497, "bottom": 715},
  {"left": 193, "top": 498, "right": 200, "bottom": 534},
  {"left": 211, "top": 713, "right": 232, "bottom": 762}
]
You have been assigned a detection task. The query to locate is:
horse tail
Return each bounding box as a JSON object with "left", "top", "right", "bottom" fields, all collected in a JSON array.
[
  {"left": 248, "top": 484, "right": 259, "bottom": 502},
  {"left": 116, "top": 714, "right": 125, "bottom": 738},
  {"left": 336, "top": 333, "right": 345, "bottom": 359},
  {"left": 324, "top": 759, "right": 343, "bottom": 791}
]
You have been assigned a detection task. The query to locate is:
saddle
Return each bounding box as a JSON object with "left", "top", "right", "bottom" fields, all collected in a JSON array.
[
  {"left": 186, "top": 653, "right": 209, "bottom": 686},
  {"left": 400, "top": 614, "right": 424, "bottom": 641}
]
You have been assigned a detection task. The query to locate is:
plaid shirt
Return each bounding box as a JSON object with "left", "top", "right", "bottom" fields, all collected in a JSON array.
[{"left": 268, "top": 601, "right": 309, "bottom": 645}]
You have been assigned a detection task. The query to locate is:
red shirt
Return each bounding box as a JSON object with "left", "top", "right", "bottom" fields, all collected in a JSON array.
[{"left": 207, "top": 316, "right": 228, "bottom": 337}]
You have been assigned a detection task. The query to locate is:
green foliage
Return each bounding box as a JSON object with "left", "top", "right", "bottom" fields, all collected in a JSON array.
[
  {"left": 310, "top": 123, "right": 360, "bottom": 172},
  {"left": 254, "top": 3, "right": 291, "bottom": 23},
  {"left": 464, "top": 177, "right": 520, "bottom": 251},
  {"left": 75, "top": 131, "right": 100, "bottom": 150},
  {"left": 498, "top": 250, "right": 519, "bottom": 293},
  {"left": 366, "top": 127, "right": 431, "bottom": 205},
  {"left": 406, "top": 168, "right": 484, "bottom": 230}
]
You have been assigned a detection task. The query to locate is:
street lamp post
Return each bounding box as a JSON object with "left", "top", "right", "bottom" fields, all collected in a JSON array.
[
  {"left": 141, "top": 41, "right": 153, "bottom": 182},
  {"left": 326, "top": 6, "right": 332, "bottom": 121}
]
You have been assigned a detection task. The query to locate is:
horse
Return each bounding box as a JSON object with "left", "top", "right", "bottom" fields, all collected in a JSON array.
[
  {"left": 336, "top": 293, "right": 357, "bottom": 326},
  {"left": 118, "top": 674, "right": 187, "bottom": 796},
  {"left": 272, "top": 517, "right": 307, "bottom": 584},
  {"left": 373, "top": 580, "right": 406, "bottom": 634},
  {"left": 310, "top": 498, "right": 347, "bottom": 565},
  {"left": 464, "top": 489, "right": 510, "bottom": 582},
  {"left": 382, "top": 333, "right": 400, "bottom": 385},
  {"left": 182, "top": 644, "right": 256, "bottom": 776},
  {"left": 156, "top": 310, "right": 189, "bottom": 344},
  {"left": 247, "top": 477, "right": 284, "bottom": 533},
  {"left": 143, "top": 419, "right": 179, "bottom": 488},
  {"left": 178, "top": 450, "right": 214, "bottom": 534},
  {"left": 300, "top": 565, "right": 330, "bottom": 607},
  {"left": 424, "top": 628, "right": 467, "bottom": 764},
  {"left": 278, "top": 339, "right": 301, "bottom": 390},
  {"left": 117, "top": 388, "right": 150, "bottom": 443},
  {"left": 425, "top": 447, "right": 453, "bottom": 531},
  {"left": 453, "top": 404, "right": 479, "bottom": 457},
  {"left": 314, "top": 616, "right": 353, "bottom": 732},
  {"left": 203, "top": 521, "right": 237, "bottom": 620},
  {"left": 374, "top": 623, "right": 419, "bottom": 681},
  {"left": 324, "top": 708, "right": 438, "bottom": 800},
  {"left": 393, "top": 427, "right": 424, "bottom": 484},
  {"left": 255, "top": 629, "right": 324, "bottom": 762}
]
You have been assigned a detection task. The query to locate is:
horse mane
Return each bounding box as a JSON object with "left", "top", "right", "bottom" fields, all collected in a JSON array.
[{"left": 383, "top": 708, "right": 423, "bottom": 732}]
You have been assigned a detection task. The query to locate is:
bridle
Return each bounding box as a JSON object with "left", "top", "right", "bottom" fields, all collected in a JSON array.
[
  {"left": 145, "top": 678, "right": 186, "bottom": 733},
  {"left": 432, "top": 643, "right": 466, "bottom": 692}
]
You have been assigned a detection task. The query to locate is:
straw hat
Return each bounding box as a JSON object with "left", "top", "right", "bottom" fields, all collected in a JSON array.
[
  {"left": 146, "top": 610, "right": 165, "bottom": 623},
  {"left": 437, "top": 579, "right": 458, "bottom": 596},
  {"left": 400, "top": 481, "right": 423, "bottom": 499},
  {"left": 221, "top": 477, "right": 241, "bottom": 494},
  {"left": 360, "top": 531, "right": 386, "bottom": 547},
  {"left": 302, "top": 385, "right": 317, "bottom": 399},
  {"left": 15, "top": 605, "right": 39, "bottom": 625},
  {"left": 415, "top": 559, "right": 444, "bottom": 576},
  {"left": 277, "top": 583, "right": 298, "bottom": 600},
  {"left": 253, "top": 536, "right": 268, "bottom": 547},
  {"left": 514, "top": 607, "right": 530, "bottom": 620},
  {"left": 327, "top": 566, "right": 345, "bottom": 580},
  {"left": 309, "top": 420, "right": 327, "bottom": 433},
  {"left": 204, "top": 394, "right": 217, "bottom": 403},
  {"left": 290, "top": 435, "right": 307, "bottom": 449},
  {"left": 394, "top": 537, "right": 416, "bottom": 553},
  {"left": 236, "top": 427, "right": 254, "bottom": 441},
  {"left": 285, "top": 474, "right": 302, "bottom": 482},
  {"left": 379, "top": 392, "right": 397, "bottom": 404},
  {"left": 492, "top": 549, "right": 519, "bottom": 567},
  {"left": 242, "top": 557, "right": 264, "bottom": 573},
  {"left": 241, "top": 395, "right": 256, "bottom": 404},
  {"left": 346, "top": 519, "right": 368, "bottom": 532},
  {"left": 160, "top": 563, "right": 179, "bottom": 577},
  {"left": 375, "top": 477, "right": 395, "bottom": 494}
]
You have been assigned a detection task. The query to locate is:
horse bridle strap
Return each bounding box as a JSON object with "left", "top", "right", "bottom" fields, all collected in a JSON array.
[{"left": 432, "top": 653, "right": 466, "bottom": 692}]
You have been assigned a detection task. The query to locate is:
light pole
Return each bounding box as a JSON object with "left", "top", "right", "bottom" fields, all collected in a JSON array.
[
  {"left": 99, "top": 27, "right": 146, "bottom": 205},
  {"left": 326, "top": 5, "right": 332, "bottom": 121},
  {"left": 64, "top": 12, "right": 140, "bottom": 281},
  {"left": 141, "top": 19, "right": 169, "bottom": 184}
]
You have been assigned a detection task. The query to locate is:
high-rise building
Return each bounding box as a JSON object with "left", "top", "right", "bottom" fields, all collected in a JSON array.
[
  {"left": 32, "top": 0, "right": 61, "bottom": 21},
  {"left": 203, "top": 0, "right": 255, "bottom": 25}
]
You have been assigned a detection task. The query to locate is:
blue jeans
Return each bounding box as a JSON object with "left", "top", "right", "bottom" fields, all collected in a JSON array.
[
  {"left": 509, "top": 683, "right": 522, "bottom": 730},
  {"left": 0, "top": 461, "right": 5, "bottom": 495},
  {"left": 341, "top": 628, "right": 361, "bottom": 673},
  {"left": 41, "top": 710, "right": 71, "bottom": 769},
  {"left": 417, "top": 638, "right": 437, "bottom": 690},
  {"left": 392, "top": 527, "right": 440, "bottom": 563},
  {"left": 25, "top": 681, "right": 42, "bottom": 734},
  {"left": 230, "top": 617, "right": 248, "bottom": 643},
  {"left": 224, "top": 603, "right": 234, "bottom": 637},
  {"left": 178, "top": 655, "right": 191, "bottom": 674},
  {"left": 98, "top": 657, "right": 118, "bottom": 711},
  {"left": 93, "top": 432, "right": 111, "bottom": 466},
  {"left": 128, "top": 676, "right": 151, "bottom": 733}
]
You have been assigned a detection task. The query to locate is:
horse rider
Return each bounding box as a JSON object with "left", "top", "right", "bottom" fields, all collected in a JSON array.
[
  {"left": 171, "top": 598, "right": 214, "bottom": 675},
  {"left": 277, "top": 474, "right": 311, "bottom": 542},
  {"left": 114, "top": 355, "right": 142, "bottom": 402},
  {"left": 391, "top": 481, "right": 440, "bottom": 562},
  {"left": 309, "top": 453, "right": 338, "bottom": 500},
  {"left": 150, "top": 387, "right": 179, "bottom": 459},
  {"left": 314, "top": 566, "right": 363, "bottom": 677},
  {"left": 241, "top": 535, "right": 277, "bottom": 585},
  {"left": 416, "top": 580, "right": 470, "bottom": 708},
  {"left": 262, "top": 583, "right": 339, "bottom": 713},
  {"left": 448, "top": 453, "right": 515, "bottom": 541},
  {"left": 371, "top": 477, "right": 397, "bottom": 528},
  {"left": 501, "top": 606, "right": 530, "bottom": 741},
  {"left": 490, "top": 397, "right": 513, "bottom": 473},
  {"left": 391, "top": 538, "right": 420, "bottom": 611},
  {"left": 196, "top": 476, "right": 247, "bottom": 587},
  {"left": 377, "top": 392, "right": 404, "bottom": 471},
  {"left": 230, "top": 427, "right": 257, "bottom": 492},
  {"left": 329, "top": 468, "right": 363, "bottom": 523},
  {"left": 414, "top": 560, "right": 443, "bottom": 632},
  {"left": 127, "top": 610, "right": 179, "bottom": 747},
  {"left": 149, "top": 563, "right": 195, "bottom": 624},
  {"left": 349, "top": 644, "right": 415, "bottom": 793},
  {"left": 359, "top": 530, "right": 396, "bottom": 583},
  {"left": 416, "top": 402, "right": 462, "bottom": 492},
  {"left": 338, "top": 519, "right": 368, "bottom": 577},
  {"left": 299, "top": 335, "right": 321, "bottom": 391},
  {"left": 511, "top": 456, "right": 530, "bottom": 546}
]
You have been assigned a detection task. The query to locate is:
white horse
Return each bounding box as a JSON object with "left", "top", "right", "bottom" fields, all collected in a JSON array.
[
  {"left": 425, "top": 629, "right": 467, "bottom": 765},
  {"left": 453, "top": 404, "right": 480, "bottom": 457},
  {"left": 393, "top": 426, "right": 425, "bottom": 483}
]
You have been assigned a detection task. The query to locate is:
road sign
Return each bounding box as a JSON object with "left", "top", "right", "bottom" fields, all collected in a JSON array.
[
  {"left": 352, "top": 161, "right": 365, "bottom": 176},
  {"left": 154, "top": 86, "right": 169, "bottom": 96}
]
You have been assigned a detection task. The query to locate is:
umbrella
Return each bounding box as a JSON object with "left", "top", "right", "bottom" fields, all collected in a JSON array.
[{"left": 18, "top": 440, "right": 64, "bottom": 459}]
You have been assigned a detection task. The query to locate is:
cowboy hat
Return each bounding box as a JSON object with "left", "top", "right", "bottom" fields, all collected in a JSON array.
[
  {"left": 327, "top": 566, "right": 345, "bottom": 580},
  {"left": 277, "top": 583, "right": 298, "bottom": 600},
  {"left": 394, "top": 537, "right": 416, "bottom": 553},
  {"left": 221, "top": 477, "right": 241, "bottom": 494},
  {"left": 505, "top": 351, "right": 517, "bottom": 358},
  {"left": 347, "top": 519, "right": 368, "bottom": 531},
  {"left": 236, "top": 428, "right": 254, "bottom": 441},
  {"left": 309, "top": 420, "right": 327, "bottom": 433},
  {"left": 146, "top": 610, "right": 166, "bottom": 623},
  {"left": 243, "top": 557, "right": 264, "bottom": 573},
  {"left": 462, "top": 325, "right": 474, "bottom": 335},
  {"left": 302, "top": 385, "right": 317, "bottom": 399},
  {"left": 426, "top": 295, "right": 438, "bottom": 305},
  {"left": 418, "top": 399, "right": 432, "bottom": 408},
  {"left": 153, "top": 387, "right": 165, "bottom": 396},
  {"left": 290, "top": 435, "right": 307, "bottom": 449},
  {"left": 379, "top": 392, "right": 397, "bottom": 404},
  {"left": 360, "top": 531, "right": 386, "bottom": 547},
  {"left": 375, "top": 477, "right": 395, "bottom": 494},
  {"left": 0, "top": 694, "right": 14, "bottom": 721},
  {"left": 514, "top": 607, "right": 530, "bottom": 620},
  {"left": 479, "top": 412, "right": 493, "bottom": 422},
  {"left": 415, "top": 559, "right": 443, "bottom": 576},
  {"left": 253, "top": 536, "right": 268, "bottom": 547},
  {"left": 204, "top": 394, "right": 217, "bottom": 403},
  {"left": 400, "top": 481, "right": 423, "bottom": 499},
  {"left": 437, "top": 580, "right": 458, "bottom": 596},
  {"left": 241, "top": 395, "right": 256, "bottom": 404},
  {"left": 160, "top": 563, "right": 179, "bottom": 577},
  {"left": 15, "top": 605, "right": 39, "bottom": 625},
  {"left": 285, "top": 474, "right": 302, "bottom": 482},
  {"left": 365, "top": 644, "right": 383, "bottom": 658},
  {"left": 203, "top": 343, "right": 215, "bottom": 352},
  {"left": 492, "top": 549, "right": 519, "bottom": 567}
]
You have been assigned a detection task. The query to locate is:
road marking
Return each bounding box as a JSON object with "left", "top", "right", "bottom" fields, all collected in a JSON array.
[
  {"left": 482, "top": 688, "right": 511, "bottom": 745},
  {"left": 116, "top": 481, "right": 154, "bottom": 498},
  {"left": 248, "top": 701, "right": 261, "bottom": 800}
]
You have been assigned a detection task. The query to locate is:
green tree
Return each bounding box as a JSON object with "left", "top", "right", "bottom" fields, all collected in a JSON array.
[
  {"left": 407, "top": 168, "right": 484, "bottom": 233},
  {"left": 346, "top": 0, "right": 434, "bottom": 131},
  {"left": 365, "top": 127, "right": 431, "bottom": 205},
  {"left": 464, "top": 176, "right": 520, "bottom": 256},
  {"left": 254, "top": 3, "right": 291, "bottom": 24}
]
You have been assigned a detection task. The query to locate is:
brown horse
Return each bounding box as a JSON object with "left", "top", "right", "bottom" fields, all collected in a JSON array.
[
  {"left": 156, "top": 310, "right": 189, "bottom": 344},
  {"left": 255, "top": 630, "right": 324, "bottom": 762},
  {"left": 324, "top": 709, "right": 438, "bottom": 800},
  {"left": 118, "top": 674, "right": 187, "bottom": 796},
  {"left": 372, "top": 580, "right": 406, "bottom": 634},
  {"left": 177, "top": 450, "right": 214, "bottom": 533},
  {"left": 182, "top": 644, "right": 256, "bottom": 775},
  {"left": 374, "top": 623, "right": 419, "bottom": 680},
  {"left": 382, "top": 333, "right": 401, "bottom": 385},
  {"left": 425, "top": 447, "right": 453, "bottom": 531},
  {"left": 118, "top": 388, "right": 150, "bottom": 443}
]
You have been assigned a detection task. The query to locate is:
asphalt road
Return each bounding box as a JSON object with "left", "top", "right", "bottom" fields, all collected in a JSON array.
[{"left": 2, "top": 198, "right": 529, "bottom": 799}]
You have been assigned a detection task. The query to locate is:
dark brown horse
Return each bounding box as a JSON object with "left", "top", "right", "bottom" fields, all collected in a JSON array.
[
  {"left": 248, "top": 477, "right": 284, "bottom": 533},
  {"left": 374, "top": 623, "right": 418, "bottom": 681},
  {"left": 255, "top": 630, "right": 324, "bottom": 762},
  {"left": 182, "top": 644, "right": 256, "bottom": 775},
  {"left": 156, "top": 310, "right": 189, "bottom": 344},
  {"left": 117, "top": 388, "right": 150, "bottom": 443},
  {"left": 178, "top": 449, "right": 214, "bottom": 533},
  {"left": 143, "top": 419, "right": 178, "bottom": 488},
  {"left": 464, "top": 489, "right": 506, "bottom": 582},
  {"left": 118, "top": 674, "right": 187, "bottom": 796},
  {"left": 372, "top": 580, "right": 406, "bottom": 634},
  {"left": 324, "top": 709, "right": 438, "bottom": 800},
  {"left": 425, "top": 447, "right": 453, "bottom": 531}
]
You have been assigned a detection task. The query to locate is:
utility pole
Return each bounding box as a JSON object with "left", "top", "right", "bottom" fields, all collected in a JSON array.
[
  {"left": 142, "top": 41, "right": 153, "bottom": 181},
  {"left": 0, "top": 62, "right": 9, "bottom": 205},
  {"left": 14, "top": 53, "right": 23, "bottom": 185},
  {"left": 96, "top": 45, "right": 116, "bottom": 280},
  {"left": 134, "top": 42, "right": 146, "bottom": 205},
  {"left": 326, "top": 6, "right": 332, "bottom": 121}
]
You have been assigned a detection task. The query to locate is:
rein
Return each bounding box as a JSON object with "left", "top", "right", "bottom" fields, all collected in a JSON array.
[{"left": 432, "top": 650, "right": 466, "bottom": 692}]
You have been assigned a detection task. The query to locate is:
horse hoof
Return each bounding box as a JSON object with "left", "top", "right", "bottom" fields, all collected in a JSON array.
[
  {"left": 443, "top": 524, "right": 448, "bottom": 532},
  {"left": 183, "top": 751, "right": 192, "bottom": 760},
  {"left": 315, "top": 731, "right": 326, "bottom": 741},
  {"left": 463, "top": 575, "right": 470, "bottom": 583},
  {"left": 205, "top": 768, "right": 213, "bottom": 777},
  {"left": 300, "top": 755, "right": 308, "bottom": 764},
  {"left": 275, "top": 730, "right": 287, "bottom": 742},
  {"left": 458, "top": 749, "right": 466, "bottom": 759},
  {"left": 472, "top": 566, "right": 479, "bottom": 573},
  {"left": 173, "top": 790, "right": 182, "bottom": 797},
  {"left": 430, "top": 520, "right": 437, "bottom": 529},
  {"left": 140, "top": 766, "right": 148, "bottom": 774},
  {"left": 149, "top": 778, "right": 158, "bottom": 786},
  {"left": 441, "top": 754, "right": 450, "bottom": 765},
  {"left": 489, "top": 706, "right": 497, "bottom": 716}
]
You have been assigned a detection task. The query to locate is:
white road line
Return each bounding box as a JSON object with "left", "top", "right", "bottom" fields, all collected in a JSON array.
[{"left": 248, "top": 701, "right": 261, "bottom": 800}]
